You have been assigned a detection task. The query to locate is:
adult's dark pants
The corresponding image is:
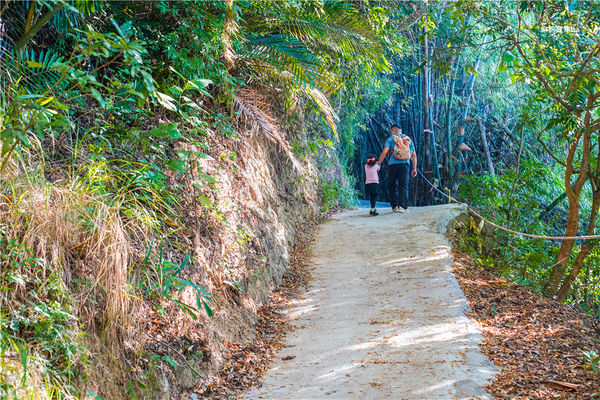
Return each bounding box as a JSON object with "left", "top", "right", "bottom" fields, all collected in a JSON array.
[{"left": 387, "top": 163, "right": 410, "bottom": 209}]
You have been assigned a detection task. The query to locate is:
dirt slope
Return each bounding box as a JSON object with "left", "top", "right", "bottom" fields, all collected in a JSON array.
[{"left": 240, "top": 204, "right": 497, "bottom": 400}]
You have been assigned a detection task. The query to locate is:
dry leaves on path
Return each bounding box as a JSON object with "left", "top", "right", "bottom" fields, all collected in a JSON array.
[{"left": 452, "top": 251, "right": 600, "bottom": 399}]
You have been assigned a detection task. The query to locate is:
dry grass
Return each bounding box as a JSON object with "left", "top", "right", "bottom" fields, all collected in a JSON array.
[
  {"left": 0, "top": 170, "right": 142, "bottom": 339},
  {"left": 0, "top": 360, "right": 58, "bottom": 400},
  {"left": 0, "top": 159, "right": 154, "bottom": 398}
]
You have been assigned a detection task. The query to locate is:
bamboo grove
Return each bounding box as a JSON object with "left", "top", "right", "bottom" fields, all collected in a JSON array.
[{"left": 354, "top": 1, "right": 600, "bottom": 311}]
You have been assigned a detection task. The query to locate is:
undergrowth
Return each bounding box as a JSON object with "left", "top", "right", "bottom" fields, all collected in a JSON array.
[
  {"left": 455, "top": 165, "right": 600, "bottom": 318},
  {"left": 0, "top": 143, "right": 217, "bottom": 398},
  {"left": 0, "top": 226, "right": 86, "bottom": 399}
]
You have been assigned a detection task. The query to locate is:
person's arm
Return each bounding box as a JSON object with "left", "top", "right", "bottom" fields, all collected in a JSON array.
[
  {"left": 377, "top": 147, "right": 389, "bottom": 164},
  {"left": 410, "top": 150, "right": 417, "bottom": 177}
]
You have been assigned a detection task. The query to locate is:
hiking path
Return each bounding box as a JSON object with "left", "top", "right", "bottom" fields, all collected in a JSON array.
[{"left": 241, "top": 204, "right": 497, "bottom": 400}]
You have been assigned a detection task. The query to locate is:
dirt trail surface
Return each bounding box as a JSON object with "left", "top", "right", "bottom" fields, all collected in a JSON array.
[{"left": 240, "top": 204, "right": 497, "bottom": 400}]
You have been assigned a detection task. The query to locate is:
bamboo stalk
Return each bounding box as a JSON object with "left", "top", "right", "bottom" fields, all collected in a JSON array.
[{"left": 476, "top": 117, "right": 495, "bottom": 175}]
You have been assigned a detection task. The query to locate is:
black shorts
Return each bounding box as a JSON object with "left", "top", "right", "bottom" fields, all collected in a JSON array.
[{"left": 365, "top": 183, "right": 379, "bottom": 195}]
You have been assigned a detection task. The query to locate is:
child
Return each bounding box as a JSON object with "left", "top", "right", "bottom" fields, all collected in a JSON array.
[{"left": 365, "top": 154, "right": 380, "bottom": 216}]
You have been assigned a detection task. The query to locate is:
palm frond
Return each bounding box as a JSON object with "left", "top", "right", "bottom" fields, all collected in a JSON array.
[
  {"left": 304, "top": 86, "right": 339, "bottom": 140},
  {"left": 0, "top": 0, "right": 101, "bottom": 51},
  {"left": 281, "top": 17, "right": 389, "bottom": 72},
  {"left": 237, "top": 0, "right": 384, "bottom": 140},
  {"left": 0, "top": 1, "right": 28, "bottom": 55},
  {"left": 1, "top": 49, "right": 64, "bottom": 94},
  {"left": 246, "top": 34, "right": 321, "bottom": 86},
  {"left": 245, "top": 0, "right": 388, "bottom": 71},
  {"left": 233, "top": 87, "right": 287, "bottom": 148},
  {"left": 234, "top": 87, "right": 305, "bottom": 171}
]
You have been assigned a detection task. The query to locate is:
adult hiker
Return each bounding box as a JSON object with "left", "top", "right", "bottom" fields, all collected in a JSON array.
[{"left": 377, "top": 124, "right": 417, "bottom": 213}]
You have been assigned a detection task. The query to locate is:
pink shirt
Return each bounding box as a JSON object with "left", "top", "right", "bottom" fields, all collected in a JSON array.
[{"left": 365, "top": 164, "right": 380, "bottom": 184}]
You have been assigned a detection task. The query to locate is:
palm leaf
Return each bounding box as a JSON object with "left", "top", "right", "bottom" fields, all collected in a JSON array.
[
  {"left": 0, "top": 0, "right": 102, "bottom": 51},
  {"left": 233, "top": 86, "right": 304, "bottom": 170},
  {"left": 237, "top": 0, "right": 385, "bottom": 140},
  {"left": 233, "top": 87, "right": 287, "bottom": 148},
  {"left": 304, "top": 86, "right": 339, "bottom": 140},
  {"left": 52, "top": 0, "right": 103, "bottom": 34},
  {"left": 0, "top": 1, "right": 30, "bottom": 46},
  {"left": 1, "top": 49, "right": 64, "bottom": 95},
  {"left": 246, "top": 34, "right": 321, "bottom": 86}
]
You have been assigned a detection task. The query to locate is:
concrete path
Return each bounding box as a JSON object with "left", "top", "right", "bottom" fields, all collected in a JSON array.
[{"left": 241, "top": 205, "right": 496, "bottom": 400}]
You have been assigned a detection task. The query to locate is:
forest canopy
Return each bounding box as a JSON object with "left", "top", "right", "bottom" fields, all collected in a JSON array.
[{"left": 1, "top": 0, "right": 600, "bottom": 398}]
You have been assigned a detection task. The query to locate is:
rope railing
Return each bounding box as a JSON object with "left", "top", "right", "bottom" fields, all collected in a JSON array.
[{"left": 417, "top": 170, "right": 600, "bottom": 241}]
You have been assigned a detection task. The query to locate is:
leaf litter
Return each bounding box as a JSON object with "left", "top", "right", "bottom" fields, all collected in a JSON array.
[{"left": 451, "top": 251, "right": 600, "bottom": 399}]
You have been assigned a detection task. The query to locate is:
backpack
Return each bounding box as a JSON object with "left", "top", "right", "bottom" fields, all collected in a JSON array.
[{"left": 392, "top": 134, "right": 412, "bottom": 161}]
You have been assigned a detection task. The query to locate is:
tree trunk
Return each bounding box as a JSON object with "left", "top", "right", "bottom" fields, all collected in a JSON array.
[
  {"left": 556, "top": 187, "right": 600, "bottom": 301},
  {"left": 556, "top": 150, "right": 600, "bottom": 300},
  {"left": 548, "top": 127, "right": 591, "bottom": 294},
  {"left": 422, "top": 25, "right": 441, "bottom": 197},
  {"left": 445, "top": 69, "right": 458, "bottom": 182},
  {"left": 422, "top": 35, "right": 432, "bottom": 177},
  {"left": 457, "top": 52, "right": 482, "bottom": 176},
  {"left": 223, "top": 0, "right": 237, "bottom": 69}
]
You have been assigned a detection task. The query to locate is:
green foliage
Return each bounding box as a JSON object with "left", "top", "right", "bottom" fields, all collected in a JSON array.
[
  {"left": 232, "top": 0, "right": 400, "bottom": 137},
  {"left": 456, "top": 160, "right": 567, "bottom": 290},
  {"left": 582, "top": 350, "right": 600, "bottom": 373},
  {"left": 456, "top": 156, "right": 600, "bottom": 314},
  {"left": 566, "top": 247, "right": 600, "bottom": 316},
  {"left": 0, "top": 235, "right": 86, "bottom": 399},
  {"left": 319, "top": 179, "right": 355, "bottom": 213},
  {"left": 441, "top": 0, "right": 600, "bottom": 306},
  {"left": 0, "top": 0, "right": 408, "bottom": 397},
  {"left": 139, "top": 251, "right": 214, "bottom": 320}
]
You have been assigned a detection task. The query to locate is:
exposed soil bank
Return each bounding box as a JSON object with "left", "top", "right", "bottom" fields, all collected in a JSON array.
[{"left": 185, "top": 212, "right": 328, "bottom": 399}]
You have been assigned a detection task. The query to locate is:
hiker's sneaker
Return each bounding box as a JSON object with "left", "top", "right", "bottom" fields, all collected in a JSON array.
[
  {"left": 393, "top": 207, "right": 401, "bottom": 213},
  {"left": 371, "top": 209, "right": 379, "bottom": 216},
  {"left": 399, "top": 207, "right": 409, "bottom": 213}
]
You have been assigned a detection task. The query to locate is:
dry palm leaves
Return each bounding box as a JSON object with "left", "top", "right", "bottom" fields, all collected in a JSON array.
[{"left": 233, "top": 87, "right": 289, "bottom": 151}]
